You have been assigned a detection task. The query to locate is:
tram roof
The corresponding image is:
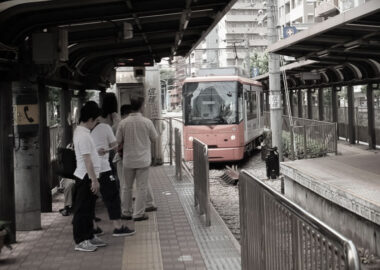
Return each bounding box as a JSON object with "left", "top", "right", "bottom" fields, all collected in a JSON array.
[
  {"left": 257, "top": 1, "right": 380, "bottom": 90},
  {"left": 0, "top": 0, "right": 238, "bottom": 88}
]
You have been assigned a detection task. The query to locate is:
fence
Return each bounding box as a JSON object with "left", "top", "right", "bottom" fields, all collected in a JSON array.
[
  {"left": 174, "top": 127, "right": 182, "bottom": 180},
  {"left": 193, "top": 139, "right": 210, "bottom": 226},
  {"left": 239, "top": 170, "right": 360, "bottom": 270},
  {"left": 153, "top": 117, "right": 184, "bottom": 165},
  {"left": 264, "top": 112, "right": 337, "bottom": 159}
]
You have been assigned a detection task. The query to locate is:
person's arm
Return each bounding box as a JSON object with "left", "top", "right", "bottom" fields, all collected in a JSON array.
[
  {"left": 83, "top": 154, "right": 99, "bottom": 193},
  {"left": 148, "top": 121, "right": 158, "bottom": 142}
]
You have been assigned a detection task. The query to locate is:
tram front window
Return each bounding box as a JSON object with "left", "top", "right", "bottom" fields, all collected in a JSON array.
[{"left": 183, "top": 81, "right": 238, "bottom": 125}]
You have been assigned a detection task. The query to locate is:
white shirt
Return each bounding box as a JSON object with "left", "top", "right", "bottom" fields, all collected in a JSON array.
[
  {"left": 116, "top": 112, "right": 158, "bottom": 168},
  {"left": 90, "top": 123, "right": 116, "bottom": 173},
  {"left": 73, "top": 125, "right": 100, "bottom": 179}
]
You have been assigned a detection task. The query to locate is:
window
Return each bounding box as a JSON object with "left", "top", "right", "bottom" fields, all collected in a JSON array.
[{"left": 245, "top": 85, "right": 257, "bottom": 120}]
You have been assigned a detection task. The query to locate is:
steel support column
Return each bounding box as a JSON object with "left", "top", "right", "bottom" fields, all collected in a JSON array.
[
  {"left": 307, "top": 89, "right": 313, "bottom": 119},
  {"left": 297, "top": 90, "right": 303, "bottom": 118},
  {"left": 347, "top": 85, "right": 355, "bottom": 144},
  {"left": 265, "top": 92, "right": 270, "bottom": 111},
  {"left": 290, "top": 90, "right": 295, "bottom": 116},
  {"left": 318, "top": 87, "right": 324, "bottom": 121},
  {"left": 282, "top": 90, "right": 287, "bottom": 115},
  {"left": 60, "top": 85, "right": 72, "bottom": 147},
  {"left": 38, "top": 80, "right": 52, "bottom": 212},
  {"left": 331, "top": 86, "right": 338, "bottom": 137},
  {"left": 366, "top": 84, "right": 376, "bottom": 149},
  {"left": 0, "top": 81, "right": 15, "bottom": 241}
]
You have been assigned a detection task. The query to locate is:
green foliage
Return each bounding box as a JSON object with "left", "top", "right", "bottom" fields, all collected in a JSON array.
[
  {"left": 160, "top": 68, "right": 175, "bottom": 86},
  {"left": 250, "top": 52, "right": 268, "bottom": 75},
  {"left": 282, "top": 130, "right": 327, "bottom": 160}
]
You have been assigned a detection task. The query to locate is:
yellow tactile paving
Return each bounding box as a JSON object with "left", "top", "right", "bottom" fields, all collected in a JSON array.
[{"left": 122, "top": 212, "right": 163, "bottom": 270}]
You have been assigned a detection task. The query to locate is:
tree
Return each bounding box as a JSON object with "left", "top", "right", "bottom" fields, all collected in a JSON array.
[{"left": 250, "top": 52, "right": 268, "bottom": 76}]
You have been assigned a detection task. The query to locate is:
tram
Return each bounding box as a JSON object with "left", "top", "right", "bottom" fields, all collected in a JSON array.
[{"left": 182, "top": 75, "right": 264, "bottom": 162}]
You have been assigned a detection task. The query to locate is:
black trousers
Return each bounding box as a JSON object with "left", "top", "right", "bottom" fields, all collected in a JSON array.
[
  {"left": 99, "top": 170, "right": 122, "bottom": 220},
  {"left": 72, "top": 175, "right": 96, "bottom": 244}
]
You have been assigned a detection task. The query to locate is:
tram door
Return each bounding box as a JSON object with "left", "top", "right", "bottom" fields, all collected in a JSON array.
[{"left": 244, "top": 84, "right": 258, "bottom": 143}]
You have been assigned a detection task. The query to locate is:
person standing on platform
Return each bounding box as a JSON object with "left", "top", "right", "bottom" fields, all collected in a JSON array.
[
  {"left": 116, "top": 97, "right": 158, "bottom": 221},
  {"left": 91, "top": 114, "right": 135, "bottom": 236},
  {"left": 116, "top": 104, "right": 157, "bottom": 220},
  {"left": 72, "top": 101, "right": 105, "bottom": 252}
]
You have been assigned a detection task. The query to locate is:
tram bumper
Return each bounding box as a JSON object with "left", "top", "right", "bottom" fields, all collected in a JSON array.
[{"left": 184, "top": 146, "right": 244, "bottom": 162}]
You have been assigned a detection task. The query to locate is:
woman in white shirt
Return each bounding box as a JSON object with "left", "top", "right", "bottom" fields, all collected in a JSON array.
[{"left": 72, "top": 101, "right": 105, "bottom": 252}]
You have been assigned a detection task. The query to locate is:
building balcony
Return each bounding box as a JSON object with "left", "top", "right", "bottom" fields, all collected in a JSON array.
[
  {"left": 225, "top": 14, "right": 259, "bottom": 22},
  {"left": 229, "top": 27, "right": 267, "bottom": 34},
  {"left": 315, "top": 0, "right": 339, "bottom": 17}
]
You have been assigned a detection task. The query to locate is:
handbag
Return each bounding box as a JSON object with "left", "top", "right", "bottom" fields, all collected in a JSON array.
[{"left": 56, "top": 144, "right": 76, "bottom": 178}]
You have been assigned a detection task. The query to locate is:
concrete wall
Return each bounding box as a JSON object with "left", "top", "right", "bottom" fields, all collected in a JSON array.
[{"left": 285, "top": 176, "right": 380, "bottom": 257}]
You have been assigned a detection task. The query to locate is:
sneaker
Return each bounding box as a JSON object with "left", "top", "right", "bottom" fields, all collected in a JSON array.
[
  {"left": 133, "top": 214, "right": 149, "bottom": 221},
  {"left": 59, "top": 206, "right": 72, "bottom": 216},
  {"left": 89, "top": 235, "right": 107, "bottom": 247},
  {"left": 93, "top": 226, "right": 104, "bottom": 236},
  {"left": 75, "top": 240, "right": 97, "bottom": 252},
  {"left": 145, "top": 206, "right": 157, "bottom": 212},
  {"left": 121, "top": 215, "right": 132, "bottom": 220},
  {"left": 113, "top": 226, "right": 136, "bottom": 237}
]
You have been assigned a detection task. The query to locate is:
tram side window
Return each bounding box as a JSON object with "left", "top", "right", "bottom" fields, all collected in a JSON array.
[
  {"left": 246, "top": 89, "right": 257, "bottom": 120},
  {"left": 238, "top": 83, "right": 244, "bottom": 122},
  {"left": 260, "top": 92, "right": 264, "bottom": 116}
]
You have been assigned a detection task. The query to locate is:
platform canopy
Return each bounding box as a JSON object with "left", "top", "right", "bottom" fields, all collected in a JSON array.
[
  {"left": 0, "top": 0, "right": 237, "bottom": 88},
  {"left": 257, "top": 1, "right": 380, "bottom": 90}
]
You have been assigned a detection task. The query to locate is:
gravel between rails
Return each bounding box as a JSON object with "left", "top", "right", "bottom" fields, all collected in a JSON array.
[{"left": 186, "top": 149, "right": 281, "bottom": 242}]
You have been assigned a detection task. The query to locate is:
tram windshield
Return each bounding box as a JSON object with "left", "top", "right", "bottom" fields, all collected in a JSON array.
[{"left": 183, "top": 81, "right": 238, "bottom": 125}]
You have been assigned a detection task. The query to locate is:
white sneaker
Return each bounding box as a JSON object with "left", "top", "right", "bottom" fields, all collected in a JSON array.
[
  {"left": 75, "top": 240, "right": 97, "bottom": 252},
  {"left": 89, "top": 235, "right": 107, "bottom": 247}
]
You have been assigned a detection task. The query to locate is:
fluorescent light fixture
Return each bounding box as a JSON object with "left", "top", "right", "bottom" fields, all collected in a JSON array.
[
  {"left": 344, "top": 44, "right": 360, "bottom": 51},
  {"left": 184, "top": 19, "right": 189, "bottom": 30}
]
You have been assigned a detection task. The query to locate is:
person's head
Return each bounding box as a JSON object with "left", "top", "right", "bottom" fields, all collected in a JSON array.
[
  {"left": 79, "top": 101, "right": 101, "bottom": 129},
  {"left": 120, "top": 104, "right": 132, "bottom": 118},
  {"left": 130, "top": 96, "right": 145, "bottom": 112},
  {"left": 101, "top": 92, "right": 118, "bottom": 117}
]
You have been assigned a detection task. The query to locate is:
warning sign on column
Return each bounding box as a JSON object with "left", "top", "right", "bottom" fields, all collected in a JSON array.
[{"left": 269, "top": 94, "right": 281, "bottom": 109}]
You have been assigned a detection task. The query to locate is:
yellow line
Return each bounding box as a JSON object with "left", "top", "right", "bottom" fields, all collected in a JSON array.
[{"left": 122, "top": 212, "right": 163, "bottom": 270}]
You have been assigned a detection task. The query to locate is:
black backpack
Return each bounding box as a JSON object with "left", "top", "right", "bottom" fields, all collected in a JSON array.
[{"left": 56, "top": 144, "right": 76, "bottom": 179}]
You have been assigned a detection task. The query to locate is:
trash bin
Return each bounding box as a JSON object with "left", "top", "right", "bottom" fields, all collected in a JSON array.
[{"left": 265, "top": 147, "right": 279, "bottom": 179}]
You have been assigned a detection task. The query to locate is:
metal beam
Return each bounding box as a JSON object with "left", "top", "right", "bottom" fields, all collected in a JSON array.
[
  {"left": 38, "top": 79, "right": 52, "bottom": 212},
  {"left": 0, "top": 81, "right": 15, "bottom": 242},
  {"left": 347, "top": 85, "right": 355, "bottom": 144},
  {"left": 366, "top": 83, "right": 376, "bottom": 149}
]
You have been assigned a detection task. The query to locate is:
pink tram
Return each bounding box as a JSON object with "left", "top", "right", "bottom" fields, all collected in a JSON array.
[{"left": 182, "top": 75, "right": 264, "bottom": 162}]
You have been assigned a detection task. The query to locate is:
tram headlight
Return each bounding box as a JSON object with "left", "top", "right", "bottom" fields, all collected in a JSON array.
[
  {"left": 188, "top": 136, "right": 194, "bottom": 142},
  {"left": 231, "top": 135, "right": 236, "bottom": 141}
]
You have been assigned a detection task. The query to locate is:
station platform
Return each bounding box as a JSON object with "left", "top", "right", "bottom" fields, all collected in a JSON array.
[{"left": 0, "top": 165, "right": 240, "bottom": 270}]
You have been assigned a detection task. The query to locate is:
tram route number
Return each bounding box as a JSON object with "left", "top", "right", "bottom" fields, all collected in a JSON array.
[
  {"left": 13, "top": 104, "right": 39, "bottom": 125},
  {"left": 269, "top": 94, "right": 281, "bottom": 109}
]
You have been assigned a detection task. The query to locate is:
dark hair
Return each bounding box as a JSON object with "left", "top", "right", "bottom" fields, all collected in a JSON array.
[
  {"left": 101, "top": 92, "right": 118, "bottom": 117},
  {"left": 79, "top": 101, "right": 101, "bottom": 123},
  {"left": 130, "top": 96, "right": 145, "bottom": 112},
  {"left": 120, "top": 104, "right": 132, "bottom": 116}
]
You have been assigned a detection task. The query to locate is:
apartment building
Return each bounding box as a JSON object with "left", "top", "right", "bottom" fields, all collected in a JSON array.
[{"left": 188, "top": 0, "right": 269, "bottom": 76}]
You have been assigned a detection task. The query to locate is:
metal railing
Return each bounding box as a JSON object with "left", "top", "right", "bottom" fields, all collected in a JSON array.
[
  {"left": 264, "top": 112, "right": 337, "bottom": 159},
  {"left": 153, "top": 117, "right": 184, "bottom": 165},
  {"left": 239, "top": 170, "right": 360, "bottom": 270},
  {"left": 174, "top": 127, "right": 182, "bottom": 180},
  {"left": 193, "top": 139, "right": 211, "bottom": 226}
]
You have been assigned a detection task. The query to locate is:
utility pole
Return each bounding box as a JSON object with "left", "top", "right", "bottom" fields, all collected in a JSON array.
[
  {"left": 244, "top": 33, "right": 250, "bottom": 77},
  {"left": 268, "top": 0, "right": 283, "bottom": 160}
]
